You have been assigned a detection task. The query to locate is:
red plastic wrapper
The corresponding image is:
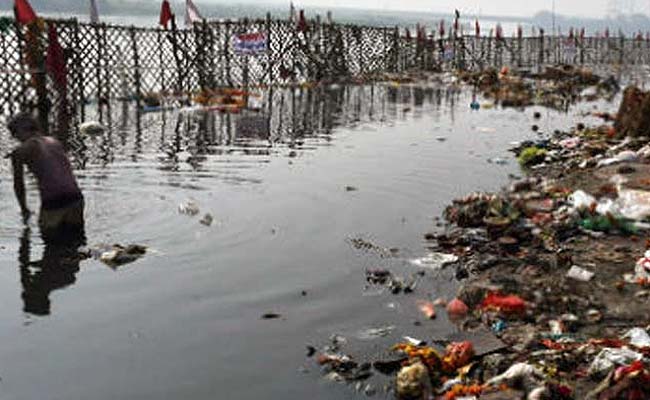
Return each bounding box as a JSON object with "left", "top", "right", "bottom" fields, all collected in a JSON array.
[{"left": 481, "top": 292, "right": 526, "bottom": 315}]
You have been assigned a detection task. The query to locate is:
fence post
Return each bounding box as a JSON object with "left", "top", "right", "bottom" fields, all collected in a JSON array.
[
  {"left": 157, "top": 28, "right": 166, "bottom": 95},
  {"left": 357, "top": 26, "right": 364, "bottom": 75},
  {"left": 93, "top": 23, "right": 104, "bottom": 111},
  {"left": 13, "top": 20, "right": 28, "bottom": 108},
  {"left": 382, "top": 27, "right": 388, "bottom": 72},
  {"left": 25, "top": 22, "right": 49, "bottom": 134},
  {"left": 101, "top": 24, "right": 111, "bottom": 103},
  {"left": 224, "top": 21, "right": 232, "bottom": 87},
  {"left": 266, "top": 13, "right": 273, "bottom": 135},
  {"left": 393, "top": 26, "right": 399, "bottom": 72},
  {"left": 539, "top": 29, "right": 545, "bottom": 68},
  {"left": 619, "top": 33, "right": 625, "bottom": 66},
  {"left": 195, "top": 20, "right": 207, "bottom": 94},
  {"left": 71, "top": 20, "right": 86, "bottom": 121},
  {"left": 170, "top": 17, "right": 184, "bottom": 97},
  {"left": 129, "top": 26, "right": 142, "bottom": 115}
]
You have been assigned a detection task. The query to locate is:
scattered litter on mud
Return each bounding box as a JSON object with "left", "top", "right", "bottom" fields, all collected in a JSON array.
[{"left": 306, "top": 76, "right": 650, "bottom": 399}]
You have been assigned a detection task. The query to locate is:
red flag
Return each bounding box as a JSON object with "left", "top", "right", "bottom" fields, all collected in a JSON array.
[
  {"left": 159, "top": 0, "right": 173, "bottom": 28},
  {"left": 297, "top": 9, "right": 307, "bottom": 32},
  {"left": 475, "top": 20, "right": 480, "bottom": 37},
  {"left": 14, "top": 0, "right": 37, "bottom": 25},
  {"left": 46, "top": 24, "right": 67, "bottom": 91}
]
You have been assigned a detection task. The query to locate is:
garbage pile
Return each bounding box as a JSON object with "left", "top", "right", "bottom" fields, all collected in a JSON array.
[
  {"left": 307, "top": 85, "right": 650, "bottom": 399},
  {"left": 458, "top": 65, "right": 619, "bottom": 110}
]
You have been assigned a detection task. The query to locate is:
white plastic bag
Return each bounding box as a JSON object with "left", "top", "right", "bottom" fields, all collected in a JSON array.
[
  {"left": 569, "top": 190, "right": 596, "bottom": 211},
  {"left": 588, "top": 348, "right": 643, "bottom": 376},
  {"left": 622, "top": 328, "right": 650, "bottom": 348}
]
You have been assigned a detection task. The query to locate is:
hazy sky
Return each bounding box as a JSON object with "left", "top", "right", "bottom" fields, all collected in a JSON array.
[{"left": 280, "top": 0, "right": 642, "bottom": 18}]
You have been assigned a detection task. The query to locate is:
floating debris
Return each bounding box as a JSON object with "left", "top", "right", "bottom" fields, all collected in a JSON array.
[
  {"left": 96, "top": 244, "right": 147, "bottom": 268},
  {"left": 178, "top": 200, "right": 200, "bottom": 216},
  {"left": 199, "top": 213, "right": 214, "bottom": 226}
]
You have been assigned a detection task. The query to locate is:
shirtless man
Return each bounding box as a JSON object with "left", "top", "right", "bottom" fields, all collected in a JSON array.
[{"left": 8, "top": 113, "right": 85, "bottom": 244}]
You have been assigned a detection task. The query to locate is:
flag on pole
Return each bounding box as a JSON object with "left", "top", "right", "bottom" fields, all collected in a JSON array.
[
  {"left": 185, "top": 0, "right": 203, "bottom": 26},
  {"left": 296, "top": 9, "right": 306, "bottom": 32},
  {"left": 160, "top": 0, "right": 174, "bottom": 28},
  {"left": 289, "top": 1, "right": 296, "bottom": 22},
  {"left": 14, "top": 0, "right": 38, "bottom": 25},
  {"left": 90, "top": 0, "right": 99, "bottom": 23}
]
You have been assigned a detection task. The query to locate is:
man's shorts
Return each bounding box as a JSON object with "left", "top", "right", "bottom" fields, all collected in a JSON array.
[{"left": 39, "top": 199, "right": 86, "bottom": 245}]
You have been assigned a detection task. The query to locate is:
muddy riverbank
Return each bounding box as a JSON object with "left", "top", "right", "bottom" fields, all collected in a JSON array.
[{"left": 306, "top": 70, "right": 650, "bottom": 399}]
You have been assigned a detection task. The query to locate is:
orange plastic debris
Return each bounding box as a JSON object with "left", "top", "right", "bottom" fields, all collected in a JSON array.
[
  {"left": 442, "top": 341, "right": 475, "bottom": 373},
  {"left": 481, "top": 292, "right": 526, "bottom": 315},
  {"left": 416, "top": 300, "right": 436, "bottom": 319},
  {"left": 446, "top": 298, "right": 469, "bottom": 319},
  {"left": 393, "top": 343, "right": 442, "bottom": 370},
  {"left": 394, "top": 341, "right": 475, "bottom": 376},
  {"left": 540, "top": 339, "right": 578, "bottom": 351},
  {"left": 444, "top": 384, "right": 483, "bottom": 400}
]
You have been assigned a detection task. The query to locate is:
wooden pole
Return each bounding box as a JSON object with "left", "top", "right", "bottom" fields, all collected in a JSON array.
[
  {"left": 266, "top": 12, "right": 274, "bottom": 135},
  {"left": 170, "top": 17, "right": 184, "bottom": 97},
  {"left": 157, "top": 28, "right": 166, "bottom": 96},
  {"left": 539, "top": 29, "right": 545, "bottom": 68},
  {"left": 130, "top": 26, "right": 142, "bottom": 132},
  {"left": 72, "top": 19, "right": 86, "bottom": 121},
  {"left": 14, "top": 18, "right": 28, "bottom": 108},
  {"left": 94, "top": 22, "right": 104, "bottom": 116},
  {"left": 25, "top": 22, "right": 49, "bottom": 134},
  {"left": 224, "top": 21, "right": 232, "bottom": 87}
]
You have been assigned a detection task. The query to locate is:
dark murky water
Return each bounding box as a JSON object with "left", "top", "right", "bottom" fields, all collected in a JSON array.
[{"left": 0, "top": 83, "right": 618, "bottom": 399}]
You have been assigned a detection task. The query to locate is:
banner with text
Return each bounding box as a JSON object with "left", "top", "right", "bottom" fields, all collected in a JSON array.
[{"left": 232, "top": 33, "right": 267, "bottom": 55}]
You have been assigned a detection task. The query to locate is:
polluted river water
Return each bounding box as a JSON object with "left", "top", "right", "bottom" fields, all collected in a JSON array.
[{"left": 0, "top": 83, "right": 619, "bottom": 399}]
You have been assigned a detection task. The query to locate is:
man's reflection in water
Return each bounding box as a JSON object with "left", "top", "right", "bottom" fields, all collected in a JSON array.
[{"left": 18, "top": 227, "right": 86, "bottom": 316}]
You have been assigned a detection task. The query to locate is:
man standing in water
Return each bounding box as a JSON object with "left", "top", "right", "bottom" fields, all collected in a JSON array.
[{"left": 8, "top": 113, "right": 85, "bottom": 245}]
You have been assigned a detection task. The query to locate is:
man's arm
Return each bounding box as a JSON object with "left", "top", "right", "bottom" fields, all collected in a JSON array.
[{"left": 11, "top": 149, "right": 31, "bottom": 223}]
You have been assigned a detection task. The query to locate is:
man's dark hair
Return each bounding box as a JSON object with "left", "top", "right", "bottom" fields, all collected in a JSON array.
[{"left": 7, "top": 113, "right": 41, "bottom": 138}]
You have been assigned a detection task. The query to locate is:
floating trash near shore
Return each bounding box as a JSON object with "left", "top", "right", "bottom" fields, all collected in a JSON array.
[
  {"left": 178, "top": 200, "right": 200, "bottom": 216},
  {"left": 409, "top": 252, "right": 458, "bottom": 270},
  {"left": 91, "top": 244, "right": 147, "bottom": 269},
  {"left": 356, "top": 326, "right": 395, "bottom": 340},
  {"left": 487, "top": 157, "right": 508, "bottom": 165},
  {"left": 199, "top": 213, "right": 214, "bottom": 226}
]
